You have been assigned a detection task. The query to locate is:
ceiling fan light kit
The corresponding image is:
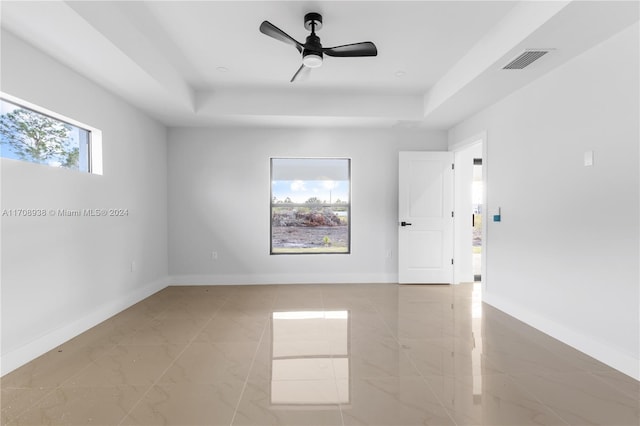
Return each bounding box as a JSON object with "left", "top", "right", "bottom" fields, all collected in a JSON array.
[
  {"left": 259, "top": 12, "right": 377, "bottom": 82},
  {"left": 302, "top": 53, "right": 323, "bottom": 68}
]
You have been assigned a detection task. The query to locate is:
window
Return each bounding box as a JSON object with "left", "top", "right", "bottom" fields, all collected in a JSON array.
[
  {"left": 0, "top": 95, "right": 100, "bottom": 173},
  {"left": 271, "top": 158, "right": 350, "bottom": 254}
]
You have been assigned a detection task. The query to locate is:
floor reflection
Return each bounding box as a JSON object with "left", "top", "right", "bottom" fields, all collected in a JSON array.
[
  {"left": 270, "top": 310, "right": 350, "bottom": 406},
  {"left": 4, "top": 283, "right": 637, "bottom": 426},
  {"left": 471, "top": 282, "right": 483, "bottom": 400}
]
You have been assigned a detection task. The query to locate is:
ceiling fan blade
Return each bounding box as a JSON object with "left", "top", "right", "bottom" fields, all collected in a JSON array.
[
  {"left": 290, "top": 64, "right": 312, "bottom": 82},
  {"left": 260, "top": 21, "right": 303, "bottom": 53},
  {"left": 323, "top": 41, "right": 377, "bottom": 57}
]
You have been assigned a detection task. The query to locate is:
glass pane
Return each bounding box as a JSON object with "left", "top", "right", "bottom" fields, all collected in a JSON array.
[
  {"left": 271, "top": 158, "right": 350, "bottom": 254},
  {"left": 0, "top": 98, "right": 90, "bottom": 172}
]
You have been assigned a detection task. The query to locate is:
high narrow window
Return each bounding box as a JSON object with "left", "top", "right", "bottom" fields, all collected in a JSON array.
[
  {"left": 271, "top": 158, "right": 350, "bottom": 254},
  {"left": 0, "top": 96, "right": 99, "bottom": 173}
]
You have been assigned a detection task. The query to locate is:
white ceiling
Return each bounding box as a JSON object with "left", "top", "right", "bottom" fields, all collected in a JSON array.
[{"left": 1, "top": 1, "right": 638, "bottom": 129}]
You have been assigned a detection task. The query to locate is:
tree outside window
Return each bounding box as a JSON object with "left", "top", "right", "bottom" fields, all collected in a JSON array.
[{"left": 0, "top": 98, "right": 90, "bottom": 172}]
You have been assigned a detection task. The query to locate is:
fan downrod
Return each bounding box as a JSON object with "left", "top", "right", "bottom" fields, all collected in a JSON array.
[{"left": 304, "top": 12, "right": 323, "bottom": 32}]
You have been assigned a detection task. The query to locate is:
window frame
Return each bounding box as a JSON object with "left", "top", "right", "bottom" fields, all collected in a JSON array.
[
  {"left": 270, "top": 157, "right": 351, "bottom": 255},
  {"left": 0, "top": 92, "right": 102, "bottom": 175}
]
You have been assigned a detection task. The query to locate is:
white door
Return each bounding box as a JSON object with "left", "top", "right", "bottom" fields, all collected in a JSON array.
[{"left": 398, "top": 151, "right": 454, "bottom": 284}]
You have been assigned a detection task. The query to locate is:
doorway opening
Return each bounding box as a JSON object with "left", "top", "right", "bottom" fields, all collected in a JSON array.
[
  {"left": 453, "top": 137, "right": 484, "bottom": 285},
  {"left": 472, "top": 158, "right": 483, "bottom": 282}
]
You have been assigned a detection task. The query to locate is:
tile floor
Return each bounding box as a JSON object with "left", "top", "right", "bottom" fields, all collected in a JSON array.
[{"left": 1, "top": 283, "right": 638, "bottom": 425}]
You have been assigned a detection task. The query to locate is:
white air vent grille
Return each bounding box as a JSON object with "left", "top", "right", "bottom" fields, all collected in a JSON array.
[{"left": 503, "top": 50, "right": 550, "bottom": 70}]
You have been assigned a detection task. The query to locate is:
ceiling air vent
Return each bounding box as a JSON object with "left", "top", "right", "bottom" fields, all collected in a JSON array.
[{"left": 503, "top": 50, "right": 551, "bottom": 70}]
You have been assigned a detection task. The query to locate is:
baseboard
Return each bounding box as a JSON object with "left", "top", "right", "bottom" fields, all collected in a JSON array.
[
  {"left": 167, "top": 273, "right": 397, "bottom": 286},
  {"left": 0, "top": 277, "right": 169, "bottom": 376},
  {"left": 483, "top": 291, "right": 640, "bottom": 381}
]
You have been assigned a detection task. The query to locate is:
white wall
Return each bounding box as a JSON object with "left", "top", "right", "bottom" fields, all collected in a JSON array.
[
  {"left": 0, "top": 31, "right": 168, "bottom": 374},
  {"left": 449, "top": 23, "right": 639, "bottom": 379},
  {"left": 168, "top": 127, "right": 446, "bottom": 284}
]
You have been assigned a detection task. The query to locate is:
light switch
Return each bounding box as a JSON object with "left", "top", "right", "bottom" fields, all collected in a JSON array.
[
  {"left": 584, "top": 151, "right": 594, "bottom": 167},
  {"left": 492, "top": 207, "right": 501, "bottom": 222}
]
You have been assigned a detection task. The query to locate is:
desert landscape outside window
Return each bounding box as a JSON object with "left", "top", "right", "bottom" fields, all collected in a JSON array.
[{"left": 271, "top": 158, "right": 350, "bottom": 254}]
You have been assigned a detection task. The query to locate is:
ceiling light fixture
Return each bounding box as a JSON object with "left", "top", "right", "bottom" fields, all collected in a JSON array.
[
  {"left": 216, "top": 66, "right": 229, "bottom": 73},
  {"left": 302, "top": 51, "right": 323, "bottom": 68}
]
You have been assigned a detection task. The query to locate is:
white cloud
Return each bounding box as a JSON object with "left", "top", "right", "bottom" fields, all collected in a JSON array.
[
  {"left": 290, "top": 180, "right": 306, "bottom": 191},
  {"left": 322, "top": 180, "right": 339, "bottom": 190}
]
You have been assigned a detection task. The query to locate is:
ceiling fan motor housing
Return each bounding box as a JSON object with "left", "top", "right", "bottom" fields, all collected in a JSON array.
[
  {"left": 303, "top": 14, "right": 323, "bottom": 67},
  {"left": 304, "top": 12, "right": 323, "bottom": 31}
]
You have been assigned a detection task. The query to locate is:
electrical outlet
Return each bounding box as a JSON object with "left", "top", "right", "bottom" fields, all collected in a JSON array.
[
  {"left": 211, "top": 251, "right": 218, "bottom": 260},
  {"left": 584, "top": 150, "right": 594, "bottom": 166}
]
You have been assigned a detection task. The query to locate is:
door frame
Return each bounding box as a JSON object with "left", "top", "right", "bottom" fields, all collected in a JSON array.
[{"left": 450, "top": 131, "right": 488, "bottom": 292}]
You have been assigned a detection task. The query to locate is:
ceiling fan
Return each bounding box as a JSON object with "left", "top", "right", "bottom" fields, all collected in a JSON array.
[{"left": 259, "top": 12, "right": 378, "bottom": 82}]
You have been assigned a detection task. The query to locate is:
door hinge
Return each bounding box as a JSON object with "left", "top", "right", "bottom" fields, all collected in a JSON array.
[
  {"left": 451, "top": 258, "right": 454, "bottom": 265},
  {"left": 451, "top": 163, "right": 455, "bottom": 170},
  {"left": 451, "top": 211, "right": 454, "bottom": 218}
]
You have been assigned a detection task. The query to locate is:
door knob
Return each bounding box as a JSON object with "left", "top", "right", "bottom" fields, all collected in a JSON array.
[{"left": 400, "top": 221, "right": 412, "bottom": 227}]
